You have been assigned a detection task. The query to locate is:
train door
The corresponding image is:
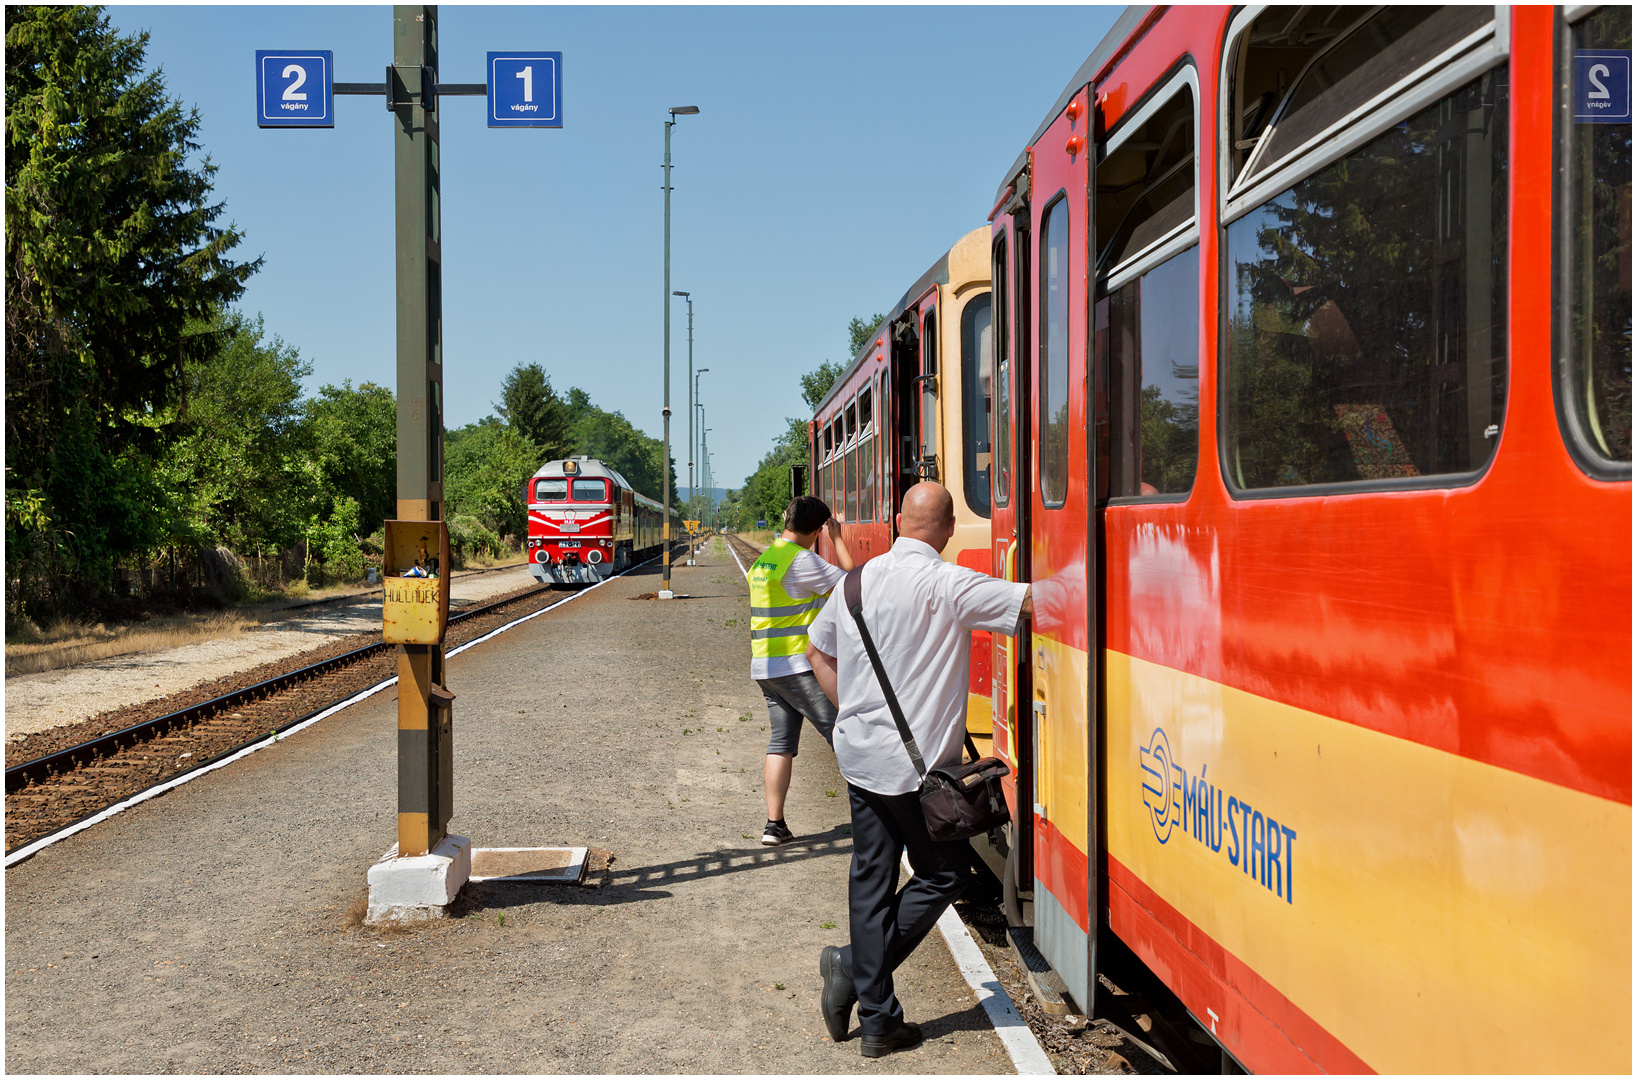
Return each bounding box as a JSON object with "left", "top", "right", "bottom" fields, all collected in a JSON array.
[
  {"left": 1026, "top": 87, "right": 1097, "bottom": 1012},
  {"left": 916, "top": 295, "right": 940, "bottom": 484},
  {"left": 991, "top": 204, "right": 1033, "bottom": 885},
  {"left": 889, "top": 311, "right": 922, "bottom": 528}
]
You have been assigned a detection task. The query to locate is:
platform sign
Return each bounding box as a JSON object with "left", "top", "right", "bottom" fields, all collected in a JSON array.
[
  {"left": 488, "top": 51, "right": 562, "bottom": 128},
  {"left": 684, "top": 520, "right": 700, "bottom": 533},
  {"left": 255, "top": 50, "right": 334, "bottom": 128},
  {"left": 1574, "top": 50, "right": 1631, "bottom": 124}
]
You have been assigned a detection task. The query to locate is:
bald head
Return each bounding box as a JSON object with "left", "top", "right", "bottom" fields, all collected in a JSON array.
[{"left": 897, "top": 482, "right": 957, "bottom": 552}]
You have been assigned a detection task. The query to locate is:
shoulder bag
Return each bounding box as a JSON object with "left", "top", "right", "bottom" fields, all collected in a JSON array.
[{"left": 843, "top": 567, "right": 1012, "bottom": 842}]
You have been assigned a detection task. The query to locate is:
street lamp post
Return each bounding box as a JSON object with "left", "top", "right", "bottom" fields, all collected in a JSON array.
[
  {"left": 693, "top": 368, "right": 709, "bottom": 512},
  {"left": 702, "top": 426, "right": 713, "bottom": 520},
  {"left": 673, "top": 292, "right": 695, "bottom": 564},
  {"left": 661, "top": 104, "right": 699, "bottom": 600}
]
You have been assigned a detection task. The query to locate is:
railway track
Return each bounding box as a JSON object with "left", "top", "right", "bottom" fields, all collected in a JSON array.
[
  {"left": 720, "top": 532, "right": 764, "bottom": 571},
  {"left": 4, "top": 581, "right": 573, "bottom": 857}
]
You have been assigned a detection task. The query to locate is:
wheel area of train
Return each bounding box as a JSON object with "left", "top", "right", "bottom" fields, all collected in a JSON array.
[{"left": 3, "top": 540, "right": 1017, "bottom": 1075}]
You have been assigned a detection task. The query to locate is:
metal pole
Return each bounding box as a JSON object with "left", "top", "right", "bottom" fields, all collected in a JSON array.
[
  {"left": 686, "top": 299, "right": 694, "bottom": 508},
  {"left": 393, "top": 2, "right": 447, "bottom": 859},
  {"left": 661, "top": 116, "right": 673, "bottom": 598}
]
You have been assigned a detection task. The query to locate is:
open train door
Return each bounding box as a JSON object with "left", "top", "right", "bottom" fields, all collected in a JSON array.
[
  {"left": 989, "top": 182, "right": 1034, "bottom": 905},
  {"left": 888, "top": 308, "right": 922, "bottom": 530},
  {"left": 1023, "top": 86, "right": 1099, "bottom": 1013}
]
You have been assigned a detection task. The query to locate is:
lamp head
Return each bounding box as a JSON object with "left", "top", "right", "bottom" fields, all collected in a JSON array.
[
  {"left": 669, "top": 106, "right": 700, "bottom": 115},
  {"left": 673, "top": 290, "right": 689, "bottom": 297}
]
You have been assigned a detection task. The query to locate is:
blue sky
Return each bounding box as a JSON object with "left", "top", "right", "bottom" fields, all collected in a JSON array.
[{"left": 107, "top": 4, "right": 1121, "bottom": 494}]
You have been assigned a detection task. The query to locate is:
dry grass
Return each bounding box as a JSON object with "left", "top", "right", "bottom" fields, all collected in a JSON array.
[
  {"left": 740, "top": 530, "right": 776, "bottom": 549},
  {"left": 5, "top": 612, "right": 260, "bottom": 678}
]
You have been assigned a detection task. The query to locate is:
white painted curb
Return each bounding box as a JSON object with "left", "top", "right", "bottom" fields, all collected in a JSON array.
[
  {"left": 5, "top": 553, "right": 664, "bottom": 869},
  {"left": 903, "top": 854, "right": 1056, "bottom": 1074}
]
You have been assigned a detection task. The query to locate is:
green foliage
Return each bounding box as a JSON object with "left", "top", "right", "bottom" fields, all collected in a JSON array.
[
  {"left": 158, "top": 311, "right": 314, "bottom": 552},
  {"left": 4, "top": 5, "right": 258, "bottom": 616},
  {"left": 446, "top": 514, "right": 505, "bottom": 566},
  {"left": 305, "top": 495, "right": 364, "bottom": 585},
  {"left": 800, "top": 361, "right": 845, "bottom": 412},
  {"left": 496, "top": 362, "right": 573, "bottom": 460},
  {"left": 733, "top": 417, "right": 808, "bottom": 531},
  {"left": 444, "top": 419, "right": 540, "bottom": 542},
  {"left": 305, "top": 381, "right": 396, "bottom": 528}
]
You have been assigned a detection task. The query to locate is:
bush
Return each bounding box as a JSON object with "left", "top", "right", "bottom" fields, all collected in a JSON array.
[
  {"left": 305, "top": 497, "right": 365, "bottom": 586},
  {"left": 447, "top": 514, "right": 504, "bottom": 568}
]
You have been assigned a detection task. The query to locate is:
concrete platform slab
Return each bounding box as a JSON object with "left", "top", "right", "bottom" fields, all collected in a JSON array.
[{"left": 470, "top": 846, "right": 587, "bottom": 884}]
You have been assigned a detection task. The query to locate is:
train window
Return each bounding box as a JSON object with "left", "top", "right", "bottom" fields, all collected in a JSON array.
[
  {"left": 962, "top": 293, "right": 993, "bottom": 517},
  {"left": 878, "top": 373, "right": 891, "bottom": 521},
  {"left": 1040, "top": 196, "right": 1071, "bottom": 507},
  {"left": 1227, "top": 7, "right": 1499, "bottom": 196},
  {"left": 845, "top": 441, "right": 858, "bottom": 524},
  {"left": 1225, "top": 69, "right": 1508, "bottom": 491},
  {"left": 572, "top": 479, "right": 607, "bottom": 502},
  {"left": 535, "top": 478, "right": 568, "bottom": 502},
  {"left": 1100, "top": 247, "right": 1198, "bottom": 500},
  {"left": 993, "top": 235, "right": 1012, "bottom": 507},
  {"left": 845, "top": 400, "right": 858, "bottom": 442},
  {"left": 859, "top": 387, "right": 875, "bottom": 523},
  {"left": 1557, "top": 5, "right": 1633, "bottom": 476},
  {"left": 1097, "top": 78, "right": 1195, "bottom": 278}
]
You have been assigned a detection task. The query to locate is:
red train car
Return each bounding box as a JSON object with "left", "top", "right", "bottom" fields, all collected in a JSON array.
[
  {"left": 809, "top": 227, "right": 999, "bottom": 739},
  {"left": 985, "top": 4, "right": 1630, "bottom": 1072},
  {"left": 525, "top": 457, "right": 675, "bottom": 584}
]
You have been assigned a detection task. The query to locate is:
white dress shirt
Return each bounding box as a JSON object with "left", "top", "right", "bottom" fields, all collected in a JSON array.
[
  {"left": 750, "top": 546, "right": 847, "bottom": 680},
  {"left": 808, "top": 537, "right": 1028, "bottom": 795}
]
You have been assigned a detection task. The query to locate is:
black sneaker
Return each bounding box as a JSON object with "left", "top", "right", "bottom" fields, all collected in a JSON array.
[{"left": 761, "top": 819, "right": 795, "bottom": 846}]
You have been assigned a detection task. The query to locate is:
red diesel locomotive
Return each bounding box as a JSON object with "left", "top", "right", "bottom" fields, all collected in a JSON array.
[
  {"left": 525, "top": 457, "right": 677, "bottom": 584},
  {"left": 811, "top": 5, "right": 1631, "bottom": 1073}
]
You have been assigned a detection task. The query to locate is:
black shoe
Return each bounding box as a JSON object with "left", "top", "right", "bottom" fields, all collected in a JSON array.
[
  {"left": 819, "top": 945, "right": 856, "bottom": 1042},
  {"left": 860, "top": 1021, "right": 923, "bottom": 1058},
  {"left": 761, "top": 819, "right": 795, "bottom": 846}
]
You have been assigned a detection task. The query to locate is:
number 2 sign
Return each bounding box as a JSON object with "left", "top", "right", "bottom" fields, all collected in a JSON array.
[
  {"left": 1574, "top": 50, "right": 1631, "bottom": 124},
  {"left": 256, "top": 51, "right": 334, "bottom": 128},
  {"left": 488, "top": 52, "right": 562, "bottom": 128}
]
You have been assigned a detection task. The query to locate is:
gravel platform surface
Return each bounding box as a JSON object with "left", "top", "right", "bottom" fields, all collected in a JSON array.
[
  {"left": 5, "top": 566, "right": 538, "bottom": 743},
  {"left": 4, "top": 543, "right": 1020, "bottom": 1074}
]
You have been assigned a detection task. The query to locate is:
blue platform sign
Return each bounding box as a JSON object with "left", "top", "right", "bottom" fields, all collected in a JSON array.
[
  {"left": 256, "top": 50, "right": 333, "bottom": 128},
  {"left": 1573, "top": 50, "right": 1631, "bottom": 124},
  {"left": 488, "top": 52, "right": 562, "bottom": 128}
]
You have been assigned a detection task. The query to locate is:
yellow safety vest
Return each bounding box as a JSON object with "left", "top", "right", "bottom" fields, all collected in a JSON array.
[{"left": 747, "top": 538, "right": 828, "bottom": 662}]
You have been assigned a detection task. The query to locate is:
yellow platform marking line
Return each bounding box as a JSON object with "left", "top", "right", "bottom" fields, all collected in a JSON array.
[{"left": 1104, "top": 650, "right": 1631, "bottom": 1075}]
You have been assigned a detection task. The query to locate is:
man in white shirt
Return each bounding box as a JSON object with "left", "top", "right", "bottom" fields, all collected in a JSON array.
[
  {"left": 747, "top": 496, "right": 855, "bottom": 845},
  {"left": 805, "top": 482, "right": 1031, "bottom": 1058}
]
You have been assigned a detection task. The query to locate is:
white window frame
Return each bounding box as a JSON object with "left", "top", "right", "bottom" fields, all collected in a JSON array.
[
  {"left": 1099, "top": 65, "right": 1202, "bottom": 295},
  {"left": 1219, "top": 5, "right": 1511, "bottom": 227}
]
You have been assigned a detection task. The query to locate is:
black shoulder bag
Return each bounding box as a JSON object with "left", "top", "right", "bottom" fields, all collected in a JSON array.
[{"left": 843, "top": 567, "right": 1011, "bottom": 842}]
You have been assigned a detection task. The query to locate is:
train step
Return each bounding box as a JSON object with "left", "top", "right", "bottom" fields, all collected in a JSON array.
[{"left": 1006, "top": 925, "right": 1076, "bottom": 1016}]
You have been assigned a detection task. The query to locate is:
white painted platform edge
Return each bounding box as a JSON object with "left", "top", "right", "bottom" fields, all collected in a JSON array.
[
  {"left": 468, "top": 845, "right": 587, "bottom": 883},
  {"left": 6, "top": 556, "right": 658, "bottom": 869},
  {"left": 725, "top": 537, "right": 749, "bottom": 575},
  {"left": 905, "top": 853, "right": 1056, "bottom": 1075}
]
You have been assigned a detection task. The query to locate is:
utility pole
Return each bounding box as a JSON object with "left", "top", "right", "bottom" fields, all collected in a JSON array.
[
  {"left": 660, "top": 105, "right": 698, "bottom": 599},
  {"left": 393, "top": 3, "right": 448, "bottom": 859}
]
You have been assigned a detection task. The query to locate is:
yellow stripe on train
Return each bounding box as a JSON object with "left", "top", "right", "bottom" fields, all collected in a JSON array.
[{"left": 1103, "top": 650, "right": 1631, "bottom": 1074}]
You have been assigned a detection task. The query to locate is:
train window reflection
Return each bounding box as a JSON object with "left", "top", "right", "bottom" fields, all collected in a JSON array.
[
  {"left": 1097, "top": 83, "right": 1194, "bottom": 275},
  {"left": 535, "top": 478, "right": 568, "bottom": 502},
  {"left": 1040, "top": 197, "right": 1071, "bottom": 506},
  {"left": 1561, "top": 6, "right": 1633, "bottom": 471},
  {"left": 1226, "top": 70, "right": 1509, "bottom": 491},
  {"left": 572, "top": 479, "right": 608, "bottom": 502},
  {"left": 993, "top": 236, "right": 1012, "bottom": 507},
  {"left": 1101, "top": 247, "right": 1199, "bottom": 499},
  {"left": 920, "top": 311, "right": 938, "bottom": 464},
  {"left": 963, "top": 293, "right": 993, "bottom": 517}
]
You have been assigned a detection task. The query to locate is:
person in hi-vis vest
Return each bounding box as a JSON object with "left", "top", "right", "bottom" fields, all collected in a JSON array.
[{"left": 746, "top": 496, "right": 855, "bottom": 845}]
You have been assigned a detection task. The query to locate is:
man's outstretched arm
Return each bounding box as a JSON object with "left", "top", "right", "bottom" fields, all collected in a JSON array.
[{"left": 806, "top": 644, "right": 840, "bottom": 707}]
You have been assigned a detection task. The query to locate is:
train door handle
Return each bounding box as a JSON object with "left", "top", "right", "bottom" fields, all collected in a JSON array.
[{"left": 1032, "top": 699, "right": 1047, "bottom": 818}]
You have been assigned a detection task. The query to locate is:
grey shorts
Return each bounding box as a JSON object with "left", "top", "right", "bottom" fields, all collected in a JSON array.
[{"left": 757, "top": 672, "right": 838, "bottom": 756}]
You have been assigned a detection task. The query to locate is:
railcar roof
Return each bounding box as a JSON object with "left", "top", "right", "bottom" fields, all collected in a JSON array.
[
  {"left": 993, "top": 5, "right": 1152, "bottom": 204},
  {"left": 531, "top": 457, "right": 632, "bottom": 490}
]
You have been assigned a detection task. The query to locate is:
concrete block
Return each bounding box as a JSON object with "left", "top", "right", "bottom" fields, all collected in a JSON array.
[{"left": 365, "top": 833, "right": 471, "bottom": 925}]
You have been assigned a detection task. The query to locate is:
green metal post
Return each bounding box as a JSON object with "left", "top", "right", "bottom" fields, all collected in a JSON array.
[
  {"left": 393, "top": 3, "right": 447, "bottom": 858},
  {"left": 661, "top": 117, "right": 674, "bottom": 597}
]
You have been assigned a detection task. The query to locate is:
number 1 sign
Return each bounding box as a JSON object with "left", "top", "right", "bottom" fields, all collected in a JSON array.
[
  {"left": 256, "top": 51, "right": 334, "bottom": 128},
  {"left": 488, "top": 52, "right": 562, "bottom": 128}
]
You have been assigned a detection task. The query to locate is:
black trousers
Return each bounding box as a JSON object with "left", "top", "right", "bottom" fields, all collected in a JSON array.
[{"left": 838, "top": 784, "right": 969, "bottom": 1036}]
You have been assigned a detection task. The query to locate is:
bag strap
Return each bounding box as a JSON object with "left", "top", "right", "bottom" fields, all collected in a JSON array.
[{"left": 844, "top": 567, "right": 928, "bottom": 780}]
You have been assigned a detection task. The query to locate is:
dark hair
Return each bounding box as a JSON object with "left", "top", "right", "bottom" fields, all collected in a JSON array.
[{"left": 784, "top": 495, "right": 831, "bottom": 535}]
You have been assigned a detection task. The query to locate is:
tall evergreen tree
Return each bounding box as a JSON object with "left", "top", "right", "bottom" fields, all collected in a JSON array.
[
  {"left": 495, "top": 362, "right": 572, "bottom": 460},
  {"left": 5, "top": 5, "right": 258, "bottom": 615}
]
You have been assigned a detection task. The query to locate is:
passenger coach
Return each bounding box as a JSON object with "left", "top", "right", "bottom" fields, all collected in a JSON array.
[
  {"left": 983, "top": 4, "right": 1629, "bottom": 1074},
  {"left": 810, "top": 226, "right": 999, "bottom": 736}
]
